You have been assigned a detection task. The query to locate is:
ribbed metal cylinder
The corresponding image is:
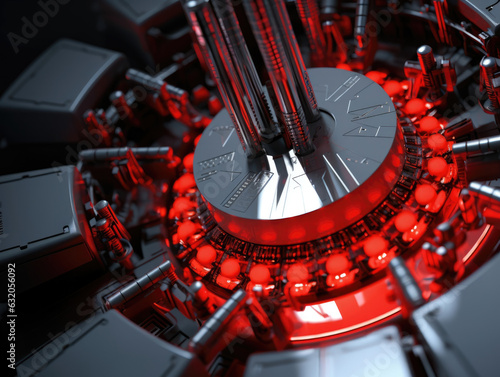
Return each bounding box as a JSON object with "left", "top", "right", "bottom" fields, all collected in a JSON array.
[
  {"left": 211, "top": 0, "right": 277, "bottom": 139},
  {"left": 481, "top": 57, "right": 499, "bottom": 109},
  {"left": 243, "top": 0, "right": 315, "bottom": 155},
  {"left": 183, "top": 0, "right": 263, "bottom": 158}
]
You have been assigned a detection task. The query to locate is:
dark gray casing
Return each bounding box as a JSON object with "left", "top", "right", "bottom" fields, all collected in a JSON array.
[
  {"left": 0, "top": 166, "right": 101, "bottom": 293},
  {"left": 99, "top": 0, "right": 191, "bottom": 68},
  {"left": 412, "top": 251, "right": 500, "bottom": 377},
  {"left": 457, "top": 0, "right": 500, "bottom": 34},
  {"left": 18, "top": 309, "right": 208, "bottom": 377},
  {"left": 244, "top": 326, "right": 413, "bottom": 377},
  {"left": 0, "top": 39, "right": 128, "bottom": 144}
]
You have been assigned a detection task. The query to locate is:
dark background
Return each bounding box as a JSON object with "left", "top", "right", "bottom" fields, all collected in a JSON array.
[{"left": 0, "top": 0, "right": 106, "bottom": 96}]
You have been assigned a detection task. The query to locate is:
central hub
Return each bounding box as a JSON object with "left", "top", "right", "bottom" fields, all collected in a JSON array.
[{"left": 194, "top": 68, "right": 403, "bottom": 245}]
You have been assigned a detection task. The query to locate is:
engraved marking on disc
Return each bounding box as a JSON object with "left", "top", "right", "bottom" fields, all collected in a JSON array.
[
  {"left": 198, "top": 152, "right": 235, "bottom": 170},
  {"left": 348, "top": 103, "right": 393, "bottom": 121},
  {"left": 223, "top": 171, "right": 273, "bottom": 212},
  {"left": 219, "top": 160, "right": 241, "bottom": 182},
  {"left": 336, "top": 153, "right": 360, "bottom": 186},
  {"left": 323, "top": 155, "right": 350, "bottom": 193},
  {"left": 198, "top": 170, "right": 218, "bottom": 182},
  {"left": 343, "top": 125, "right": 394, "bottom": 138},
  {"left": 324, "top": 76, "right": 360, "bottom": 102},
  {"left": 209, "top": 125, "right": 235, "bottom": 147}
]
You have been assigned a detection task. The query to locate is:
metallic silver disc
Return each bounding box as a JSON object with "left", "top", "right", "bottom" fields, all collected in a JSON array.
[{"left": 193, "top": 68, "right": 404, "bottom": 245}]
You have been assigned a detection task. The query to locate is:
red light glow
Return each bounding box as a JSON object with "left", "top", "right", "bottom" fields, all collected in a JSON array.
[
  {"left": 220, "top": 258, "right": 240, "bottom": 278},
  {"left": 336, "top": 63, "right": 352, "bottom": 71},
  {"left": 427, "top": 133, "right": 448, "bottom": 152},
  {"left": 177, "top": 221, "right": 199, "bottom": 241},
  {"left": 288, "top": 263, "right": 309, "bottom": 283},
  {"left": 326, "top": 254, "right": 351, "bottom": 275},
  {"left": 364, "top": 235, "right": 388, "bottom": 257},
  {"left": 249, "top": 265, "right": 271, "bottom": 284},
  {"left": 260, "top": 231, "right": 277, "bottom": 242},
  {"left": 227, "top": 222, "right": 241, "bottom": 233},
  {"left": 427, "top": 157, "right": 448, "bottom": 178},
  {"left": 197, "top": 245, "right": 217, "bottom": 266},
  {"left": 365, "top": 70, "right": 387, "bottom": 84},
  {"left": 317, "top": 219, "right": 335, "bottom": 233},
  {"left": 289, "top": 227, "right": 306, "bottom": 240},
  {"left": 172, "top": 197, "right": 193, "bottom": 217},
  {"left": 173, "top": 173, "right": 196, "bottom": 194},
  {"left": 415, "top": 184, "right": 437, "bottom": 205},
  {"left": 194, "top": 134, "right": 202, "bottom": 146},
  {"left": 383, "top": 80, "right": 403, "bottom": 97},
  {"left": 394, "top": 210, "right": 417, "bottom": 232},
  {"left": 183, "top": 153, "right": 194, "bottom": 172},
  {"left": 405, "top": 98, "right": 426, "bottom": 115},
  {"left": 419, "top": 116, "right": 440, "bottom": 133}
]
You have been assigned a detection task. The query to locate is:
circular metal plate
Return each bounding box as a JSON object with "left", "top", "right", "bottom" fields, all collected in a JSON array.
[{"left": 193, "top": 68, "right": 404, "bottom": 245}]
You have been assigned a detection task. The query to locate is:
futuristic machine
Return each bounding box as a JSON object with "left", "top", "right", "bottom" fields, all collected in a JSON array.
[{"left": 1, "top": 0, "right": 500, "bottom": 376}]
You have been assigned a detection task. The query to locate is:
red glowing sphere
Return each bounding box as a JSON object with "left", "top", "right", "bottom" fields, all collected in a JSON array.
[
  {"left": 177, "top": 221, "right": 198, "bottom": 241},
  {"left": 364, "top": 235, "right": 389, "bottom": 257},
  {"left": 427, "top": 133, "right": 447, "bottom": 152},
  {"left": 172, "top": 197, "right": 193, "bottom": 215},
  {"left": 394, "top": 210, "right": 418, "bottom": 232},
  {"left": 173, "top": 173, "right": 196, "bottom": 194},
  {"left": 365, "top": 70, "right": 387, "bottom": 84},
  {"left": 220, "top": 258, "right": 240, "bottom": 278},
  {"left": 326, "top": 254, "right": 351, "bottom": 275},
  {"left": 383, "top": 80, "right": 403, "bottom": 97},
  {"left": 287, "top": 263, "right": 309, "bottom": 283},
  {"left": 419, "top": 116, "right": 440, "bottom": 133},
  {"left": 183, "top": 153, "right": 194, "bottom": 172},
  {"left": 405, "top": 98, "right": 426, "bottom": 115},
  {"left": 427, "top": 157, "right": 448, "bottom": 177},
  {"left": 336, "top": 63, "right": 352, "bottom": 71},
  {"left": 194, "top": 134, "right": 202, "bottom": 146},
  {"left": 249, "top": 265, "right": 271, "bottom": 285},
  {"left": 415, "top": 184, "right": 438, "bottom": 205},
  {"left": 197, "top": 245, "right": 217, "bottom": 266}
]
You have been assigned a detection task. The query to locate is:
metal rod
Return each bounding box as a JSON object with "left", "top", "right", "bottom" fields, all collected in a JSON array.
[
  {"left": 95, "top": 200, "right": 131, "bottom": 240},
  {"left": 417, "top": 45, "right": 437, "bottom": 90},
  {"left": 105, "top": 261, "right": 174, "bottom": 309},
  {"left": 296, "top": 0, "right": 327, "bottom": 66},
  {"left": 79, "top": 147, "right": 174, "bottom": 161},
  {"left": 321, "top": 0, "right": 340, "bottom": 17},
  {"left": 243, "top": 0, "right": 314, "bottom": 155},
  {"left": 184, "top": 0, "right": 263, "bottom": 158},
  {"left": 433, "top": 0, "right": 451, "bottom": 45},
  {"left": 188, "top": 289, "right": 247, "bottom": 362},
  {"left": 481, "top": 57, "right": 500, "bottom": 109},
  {"left": 126, "top": 69, "right": 188, "bottom": 104},
  {"left": 452, "top": 135, "right": 500, "bottom": 156},
  {"left": 469, "top": 182, "right": 500, "bottom": 202},
  {"left": 212, "top": 0, "right": 277, "bottom": 140},
  {"left": 269, "top": 0, "right": 320, "bottom": 122},
  {"left": 388, "top": 257, "right": 425, "bottom": 316},
  {"left": 354, "top": 0, "right": 370, "bottom": 51}
]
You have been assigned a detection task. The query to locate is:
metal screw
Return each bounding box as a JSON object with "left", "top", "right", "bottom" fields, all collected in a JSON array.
[
  {"left": 481, "top": 57, "right": 499, "bottom": 109},
  {"left": 417, "top": 45, "right": 437, "bottom": 90}
]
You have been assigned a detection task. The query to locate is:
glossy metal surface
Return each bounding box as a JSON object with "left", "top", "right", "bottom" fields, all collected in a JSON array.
[
  {"left": 212, "top": 0, "right": 278, "bottom": 140},
  {"left": 193, "top": 68, "right": 402, "bottom": 244},
  {"left": 184, "top": 0, "right": 263, "bottom": 158},
  {"left": 243, "top": 0, "right": 314, "bottom": 155}
]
